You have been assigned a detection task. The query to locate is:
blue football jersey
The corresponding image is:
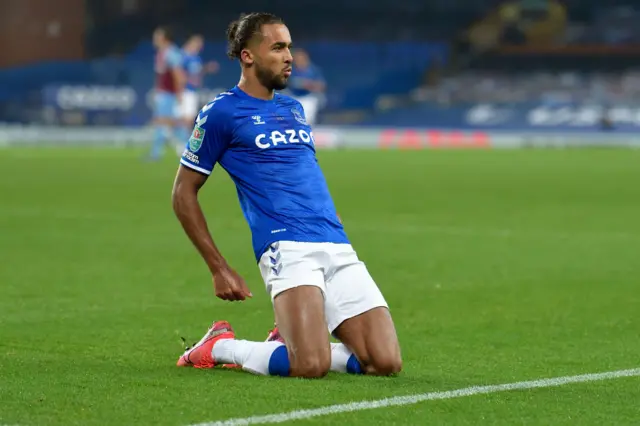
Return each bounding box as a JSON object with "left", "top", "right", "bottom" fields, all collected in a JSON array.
[
  {"left": 182, "top": 53, "right": 203, "bottom": 91},
  {"left": 289, "top": 65, "right": 324, "bottom": 97},
  {"left": 179, "top": 86, "right": 348, "bottom": 261}
]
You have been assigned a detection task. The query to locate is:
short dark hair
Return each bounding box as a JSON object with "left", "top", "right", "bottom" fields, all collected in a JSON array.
[
  {"left": 226, "top": 13, "right": 284, "bottom": 60},
  {"left": 156, "top": 26, "right": 174, "bottom": 43}
]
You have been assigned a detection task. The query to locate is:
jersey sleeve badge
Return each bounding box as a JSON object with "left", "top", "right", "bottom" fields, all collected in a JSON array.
[
  {"left": 189, "top": 126, "right": 205, "bottom": 152},
  {"left": 292, "top": 107, "right": 307, "bottom": 125}
]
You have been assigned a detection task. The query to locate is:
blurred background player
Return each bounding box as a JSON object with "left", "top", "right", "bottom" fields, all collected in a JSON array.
[
  {"left": 288, "top": 48, "right": 326, "bottom": 126},
  {"left": 176, "top": 34, "right": 219, "bottom": 155},
  {"left": 148, "top": 26, "right": 186, "bottom": 161}
]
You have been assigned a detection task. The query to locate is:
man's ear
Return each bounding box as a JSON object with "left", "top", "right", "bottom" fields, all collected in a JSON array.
[{"left": 240, "top": 49, "right": 254, "bottom": 65}]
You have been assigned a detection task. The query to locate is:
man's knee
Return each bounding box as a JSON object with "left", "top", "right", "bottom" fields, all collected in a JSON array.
[
  {"left": 367, "top": 352, "right": 402, "bottom": 376},
  {"left": 357, "top": 347, "right": 402, "bottom": 376},
  {"left": 273, "top": 285, "right": 330, "bottom": 378},
  {"left": 289, "top": 351, "right": 331, "bottom": 379}
]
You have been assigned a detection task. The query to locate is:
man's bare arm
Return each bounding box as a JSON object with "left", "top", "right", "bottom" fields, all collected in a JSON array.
[
  {"left": 172, "top": 165, "right": 228, "bottom": 274},
  {"left": 171, "top": 67, "right": 186, "bottom": 97}
]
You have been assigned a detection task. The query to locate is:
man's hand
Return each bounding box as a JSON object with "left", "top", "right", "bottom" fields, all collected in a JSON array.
[
  {"left": 213, "top": 265, "right": 253, "bottom": 301},
  {"left": 173, "top": 166, "right": 252, "bottom": 302}
]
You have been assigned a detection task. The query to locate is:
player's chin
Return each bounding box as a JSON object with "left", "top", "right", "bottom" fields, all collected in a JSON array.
[{"left": 273, "top": 78, "right": 289, "bottom": 91}]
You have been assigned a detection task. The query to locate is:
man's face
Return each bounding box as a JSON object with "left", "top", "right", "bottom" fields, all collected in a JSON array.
[
  {"left": 293, "top": 50, "right": 309, "bottom": 69},
  {"left": 153, "top": 29, "right": 166, "bottom": 49},
  {"left": 246, "top": 23, "right": 293, "bottom": 91},
  {"left": 187, "top": 36, "right": 203, "bottom": 53}
]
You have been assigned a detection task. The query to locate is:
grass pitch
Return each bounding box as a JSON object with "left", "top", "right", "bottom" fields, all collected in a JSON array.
[{"left": 1, "top": 147, "right": 639, "bottom": 425}]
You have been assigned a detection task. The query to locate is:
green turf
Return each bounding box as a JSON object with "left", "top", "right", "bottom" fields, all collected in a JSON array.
[{"left": 1, "top": 147, "right": 639, "bottom": 425}]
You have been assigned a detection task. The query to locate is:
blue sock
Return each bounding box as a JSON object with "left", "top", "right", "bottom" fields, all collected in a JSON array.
[
  {"left": 151, "top": 126, "right": 169, "bottom": 159},
  {"left": 212, "top": 340, "right": 289, "bottom": 376},
  {"left": 174, "top": 125, "right": 190, "bottom": 144},
  {"left": 331, "top": 342, "right": 364, "bottom": 375},
  {"left": 212, "top": 341, "right": 363, "bottom": 377},
  {"left": 346, "top": 354, "right": 364, "bottom": 375},
  {"left": 268, "top": 345, "right": 291, "bottom": 377}
]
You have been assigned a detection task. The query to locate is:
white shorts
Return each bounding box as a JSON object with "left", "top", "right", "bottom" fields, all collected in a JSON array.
[
  {"left": 258, "top": 241, "right": 389, "bottom": 333},
  {"left": 177, "top": 91, "right": 200, "bottom": 119},
  {"left": 293, "top": 95, "right": 319, "bottom": 126}
]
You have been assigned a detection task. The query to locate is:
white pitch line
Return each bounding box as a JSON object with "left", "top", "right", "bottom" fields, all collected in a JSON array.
[{"left": 190, "top": 368, "right": 640, "bottom": 426}]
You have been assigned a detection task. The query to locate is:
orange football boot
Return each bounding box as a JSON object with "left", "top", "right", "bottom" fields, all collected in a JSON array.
[
  {"left": 265, "top": 323, "right": 285, "bottom": 343},
  {"left": 177, "top": 320, "right": 235, "bottom": 368}
]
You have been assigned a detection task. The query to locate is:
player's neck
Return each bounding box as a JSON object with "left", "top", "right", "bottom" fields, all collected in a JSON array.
[{"left": 237, "top": 76, "right": 274, "bottom": 101}]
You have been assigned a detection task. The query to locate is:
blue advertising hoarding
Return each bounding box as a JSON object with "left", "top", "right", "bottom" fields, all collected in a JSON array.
[
  {"left": 41, "top": 84, "right": 226, "bottom": 126},
  {"left": 38, "top": 84, "right": 640, "bottom": 131},
  {"left": 371, "top": 102, "right": 640, "bottom": 131}
]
